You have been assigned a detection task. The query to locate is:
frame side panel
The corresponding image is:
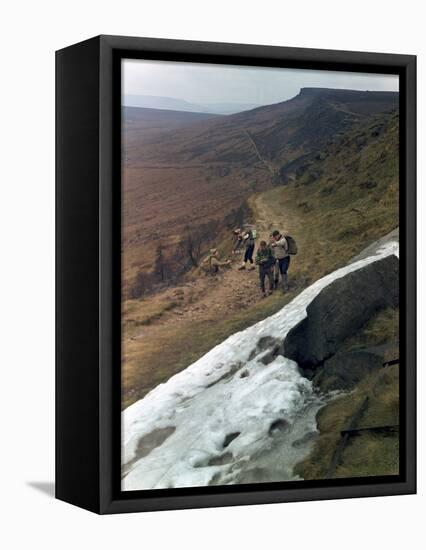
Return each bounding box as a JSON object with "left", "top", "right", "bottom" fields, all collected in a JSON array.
[
  {"left": 55, "top": 37, "right": 101, "bottom": 513},
  {"left": 98, "top": 36, "right": 118, "bottom": 514},
  {"left": 403, "top": 56, "right": 417, "bottom": 492}
]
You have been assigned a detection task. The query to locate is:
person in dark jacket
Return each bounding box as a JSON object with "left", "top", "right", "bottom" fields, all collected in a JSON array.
[
  {"left": 255, "top": 240, "right": 275, "bottom": 296},
  {"left": 238, "top": 229, "right": 255, "bottom": 270}
]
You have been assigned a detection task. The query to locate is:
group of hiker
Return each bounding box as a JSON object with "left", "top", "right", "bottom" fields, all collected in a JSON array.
[
  {"left": 256, "top": 231, "right": 291, "bottom": 296},
  {"left": 203, "top": 226, "right": 296, "bottom": 298}
]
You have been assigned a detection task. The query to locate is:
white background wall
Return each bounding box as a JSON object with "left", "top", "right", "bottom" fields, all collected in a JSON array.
[{"left": 1, "top": 1, "right": 423, "bottom": 548}]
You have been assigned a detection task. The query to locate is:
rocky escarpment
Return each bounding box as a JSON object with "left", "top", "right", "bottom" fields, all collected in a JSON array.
[{"left": 283, "top": 253, "right": 399, "bottom": 371}]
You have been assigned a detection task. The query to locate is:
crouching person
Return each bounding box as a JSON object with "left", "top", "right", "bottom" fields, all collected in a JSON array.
[
  {"left": 255, "top": 241, "right": 275, "bottom": 297},
  {"left": 202, "top": 248, "right": 231, "bottom": 275}
]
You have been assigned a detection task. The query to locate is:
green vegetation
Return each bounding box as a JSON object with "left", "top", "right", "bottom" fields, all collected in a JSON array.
[
  {"left": 341, "top": 307, "right": 399, "bottom": 353},
  {"left": 294, "top": 307, "right": 399, "bottom": 479},
  {"left": 336, "top": 429, "right": 399, "bottom": 478},
  {"left": 294, "top": 365, "right": 399, "bottom": 479}
]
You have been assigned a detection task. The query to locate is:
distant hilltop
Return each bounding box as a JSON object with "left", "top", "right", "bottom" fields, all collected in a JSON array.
[{"left": 298, "top": 87, "right": 399, "bottom": 98}]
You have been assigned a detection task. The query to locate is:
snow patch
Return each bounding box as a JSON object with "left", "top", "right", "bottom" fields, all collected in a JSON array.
[{"left": 122, "top": 240, "right": 399, "bottom": 490}]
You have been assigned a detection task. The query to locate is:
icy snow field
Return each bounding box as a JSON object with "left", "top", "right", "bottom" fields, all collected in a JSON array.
[{"left": 122, "top": 240, "right": 399, "bottom": 490}]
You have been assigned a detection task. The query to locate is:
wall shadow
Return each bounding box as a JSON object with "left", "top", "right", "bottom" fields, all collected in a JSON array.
[{"left": 27, "top": 481, "right": 55, "bottom": 498}]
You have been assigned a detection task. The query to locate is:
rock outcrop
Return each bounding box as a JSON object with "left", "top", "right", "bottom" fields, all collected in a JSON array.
[
  {"left": 313, "top": 348, "right": 385, "bottom": 392},
  {"left": 283, "top": 253, "right": 399, "bottom": 368}
]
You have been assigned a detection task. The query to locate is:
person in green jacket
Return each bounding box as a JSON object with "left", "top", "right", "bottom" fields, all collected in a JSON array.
[{"left": 255, "top": 240, "right": 275, "bottom": 297}]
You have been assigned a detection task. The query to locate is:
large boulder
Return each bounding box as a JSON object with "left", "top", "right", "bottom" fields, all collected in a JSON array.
[{"left": 283, "top": 254, "right": 399, "bottom": 368}]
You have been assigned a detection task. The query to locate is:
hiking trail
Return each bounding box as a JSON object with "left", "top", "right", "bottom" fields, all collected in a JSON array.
[
  {"left": 122, "top": 189, "right": 300, "bottom": 407},
  {"left": 128, "top": 192, "right": 291, "bottom": 338}
]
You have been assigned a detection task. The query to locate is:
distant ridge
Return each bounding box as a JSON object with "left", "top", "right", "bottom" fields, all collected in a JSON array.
[
  {"left": 124, "top": 94, "right": 260, "bottom": 115},
  {"left": 123, "top": 106, "right": 220, "bottom": 135},
  {"left": 298, "top": 87, "right": 399, "bottom": 97},
  {"left": 123, "top": 105, "right": 221, "bottom": 118},
  {"left": 125, "top": 87, "right": 399, "bottom": 166}
]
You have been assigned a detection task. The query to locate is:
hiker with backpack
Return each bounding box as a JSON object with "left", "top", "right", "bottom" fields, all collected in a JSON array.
[
  {"left": 270, "top": 229, "right": 297, "bottom": 292},
  {"left": 238, "top": 229, "right": 256, "bottom": 270},
  {"left": 232, "top": 228, "right": 244, "bottom": 254},
  {"left": 255, "top": 240, "right": 275, "bottom": 297}
]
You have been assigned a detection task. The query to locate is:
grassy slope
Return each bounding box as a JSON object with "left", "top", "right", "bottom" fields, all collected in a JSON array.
[{"left": 262, "top": 110, "right": 399, "bottom": 284}]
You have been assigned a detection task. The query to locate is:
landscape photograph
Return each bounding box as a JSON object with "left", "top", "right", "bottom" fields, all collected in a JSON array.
[{"left": 120, "top": 59, "right": 400, "bottom": 491}]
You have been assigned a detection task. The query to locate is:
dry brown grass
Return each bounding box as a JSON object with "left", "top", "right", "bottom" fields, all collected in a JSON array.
[
  {"left": 122, "top": 163, "right": 270, "bottom": 291},
  {"left": 121, "top": 279, "right": 301, "bottom": 408}
]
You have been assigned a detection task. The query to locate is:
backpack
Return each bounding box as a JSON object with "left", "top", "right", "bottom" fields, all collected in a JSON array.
[
  {"left": 252, "top": 228, "right": 257, "bottom": 239},
  {"left": 244, "top": 230, "right": 255, "bottom": 246},
  {"left": 284, "top": 235, "right": 298, "bottom": 255}
]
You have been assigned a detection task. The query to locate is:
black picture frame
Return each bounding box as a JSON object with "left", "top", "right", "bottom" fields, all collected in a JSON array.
[{"left": 56, "top": 35, "right": 416, "bottom": 514}]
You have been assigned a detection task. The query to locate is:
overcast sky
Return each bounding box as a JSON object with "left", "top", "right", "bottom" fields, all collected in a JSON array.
[{"left": 123, "top": 58, "right": 399, "bottom": 107}]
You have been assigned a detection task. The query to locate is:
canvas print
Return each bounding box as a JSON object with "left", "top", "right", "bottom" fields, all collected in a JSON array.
[{"left": 120, "top": 59, "right": 399, "bottom": 491}]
